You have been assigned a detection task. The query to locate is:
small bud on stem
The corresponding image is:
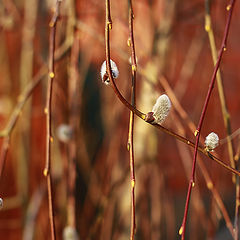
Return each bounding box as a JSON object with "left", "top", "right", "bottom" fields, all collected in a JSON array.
[{"left": 100, "top": 59, "right": 119, "bottom": 85}]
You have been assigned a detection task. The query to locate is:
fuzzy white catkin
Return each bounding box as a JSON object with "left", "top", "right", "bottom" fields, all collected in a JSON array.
[
  {"left": 0, "top": 198, "right": 3, "bottom": 209},
  {"left": 63, "top": 226, "right": 79, "bottom": 240},
  {"left": 205, "top": 132, "right": 219, "bottom": 151},
  {"left": 100, "top": 59, "right": 119, "bottom": 85},
  {"left": 152, "top": 94, "right": 171, "bottom": 124},
  {"left": 56, "top": 124, "right": 73, "bottom": 143}
]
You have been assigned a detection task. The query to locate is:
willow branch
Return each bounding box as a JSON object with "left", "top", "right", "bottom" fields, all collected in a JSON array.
[
  {"left": 180, "top": 1, "right": 236, "bottom": 239},
  {"left": 205, "top": 0, "right": 238, "bottom": 238},
  {"left": 158, "top": 74, "right": 235, "bottom": 236},
  {"left": 205, "top": 0, "right": 235, "bottom": 172},
  {"left": 127, "top": 1, "right": 137, "bottom": 239},
  {"left": 44, "top": 1, "right": 61, "bottom": 239}
]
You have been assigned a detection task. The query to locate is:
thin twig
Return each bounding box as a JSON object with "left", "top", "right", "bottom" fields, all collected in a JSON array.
[
  {"left": 44, "top": 1, "right": 61, "bottom": 239},
  {"left": 18, "top": 0, "right": 39, "bottom": 214},
  {"left": 205, "top": 1, "right": 238, "bottom": 238},
  {"left": 67, "top": 33, "right": 80, "bottom": 228},
  {"left": 0, "top": 66, "right": 47, "bottom": 180},
  {"left": 157, "top": 74, "right": 235, "bottom": 236},
  {"left": 180, "top": 1, "right": 236, "bottom": 239},
  {"left": 127, "top": 1, "right": 137, "bottom": 239},
  {"left": 205, "top": 0, "right": 235, "bottom": 173},
  {"left": 0, "top": 38, "right": 72, "bottom": 183},
  {"left": 23, "top": 184, "right": 46, "bottom": 240}
]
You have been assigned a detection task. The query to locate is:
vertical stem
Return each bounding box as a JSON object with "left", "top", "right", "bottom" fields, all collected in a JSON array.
[
  {"left": 159, "top": 75, "right": 235, "bottom": 237},
  {"left": 44, "top": 1, "right": 61, "bottom": 239},
  {"left": 180, "top": 1, "right": 236, "bottom": 239},
  {"left": 105, "top": 0, "right": 145, "bottom": 121},
  {"left": 127, "top": 1, "right": 137, "bottom": 239},
  {"left": 205, "top": 0, "right": 235, "bottom": 180},
  {"left": 205, "top": 1, "right": 238, "bottom": 238}
]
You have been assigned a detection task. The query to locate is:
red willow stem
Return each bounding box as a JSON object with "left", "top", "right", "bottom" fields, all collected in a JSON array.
[
  {"left": 104, "top": 0, "right": 240, "bottom": 179},
  {"left": 44, "top": 1, "right": 61, "bottom": 239},
  {"left": 180, "top": 1, "right": 236, "bottom": 239},
  {"left": 127, "top": 0, "right": 137, "bottom": 239},
  {"left": 105, "top": 0, "right": 145, "bottom": 121}
]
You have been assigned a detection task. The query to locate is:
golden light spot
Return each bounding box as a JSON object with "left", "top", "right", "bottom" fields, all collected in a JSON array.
[
  {"left": 131, "top": 179, "right": 135, "bottom": 188},
  {"left": 179, "top": 226, "right": 183, "bottom": 235},
  {"left": 205, "top": 24, "right": 210, "bottom": 32},
  {"left": 207, "top": 182, "right": 213, "bottom": 189},
  {"left": 43, "top": 168, "right": 49, "bottom": 177},
  {"left": 127, "top": 38, "right": 131, "bottom": 47},
  {"left": 107, "top": 21, "right": 112, "bottom": 30},
  {"left": 132, "top": 64, "right": 137, "bottom": 72},
  {"left": 194, "top": 130, "right": 199, "bottom": 136},
  {"left": 226, "top": 4, "right": 231, "bottom": 11},
  {"left": 49, "top": 21, "right": 54, "bottom": 28},
  {"left": 49, "top": 72, "right": 55, "bottom": 78}
]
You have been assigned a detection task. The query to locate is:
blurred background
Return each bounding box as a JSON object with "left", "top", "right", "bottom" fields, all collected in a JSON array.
[{"left": 0, "top": 0, "right": 240, "bottom": 239}]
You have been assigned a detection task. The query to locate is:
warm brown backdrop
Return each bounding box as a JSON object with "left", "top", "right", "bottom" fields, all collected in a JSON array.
[{"left": 0, "top": 0, "right": 240, "bottom": 239}]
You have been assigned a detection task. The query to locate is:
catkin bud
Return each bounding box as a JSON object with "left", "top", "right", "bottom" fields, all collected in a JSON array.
[
  {"left": 56, "top": 124, "right": 73, "bottom": 143},
  {"left": 205, "top": 132, "right": 219, "bottom": 151},
  {"left": 151, "top": 94, "right": 171, "bottom": 124},
  {"left": 100, "top": 59, "right": 119, "bottom": 85},
  {"left": 0, "top": 198, "right": 3, "bottom": 209},
  {"left": 63, "top": 226, "right": 79, "bottom": 240}
]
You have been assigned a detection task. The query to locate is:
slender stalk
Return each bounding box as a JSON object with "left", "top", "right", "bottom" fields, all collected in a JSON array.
[
  {"left": 205, "top": 0, "right": 235, "bottom": 173},
  {"left": 180, "top": 1, "right": 236, "bottom": 239},
  {"left": 44, "top": 1, "right": 61, "bottom": 239},
  {"left": 127, "top": 1, "right": 137, "bottom": 239},
  {"left": 158, "top": 74, "right": 235, "bottom": 236},
  {"left": 0, "top": 66, "right": 47, "bottom": 180},
  {"left": 205, "top": 1, "right": 238, "bottom": 238}
]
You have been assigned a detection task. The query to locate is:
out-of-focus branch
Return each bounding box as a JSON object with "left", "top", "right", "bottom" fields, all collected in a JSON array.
[
  {"left": 18, "top": 0, "right": 39, "bottom": 216},
  {"left": 67, "top": 34, "right": 79, "bottom": 229},
  {"left": 0, "top": 66, "right": 47, "bottom": 180},
  {"left": 23, "top": 184, "right": 46, "bottom": 240}
]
